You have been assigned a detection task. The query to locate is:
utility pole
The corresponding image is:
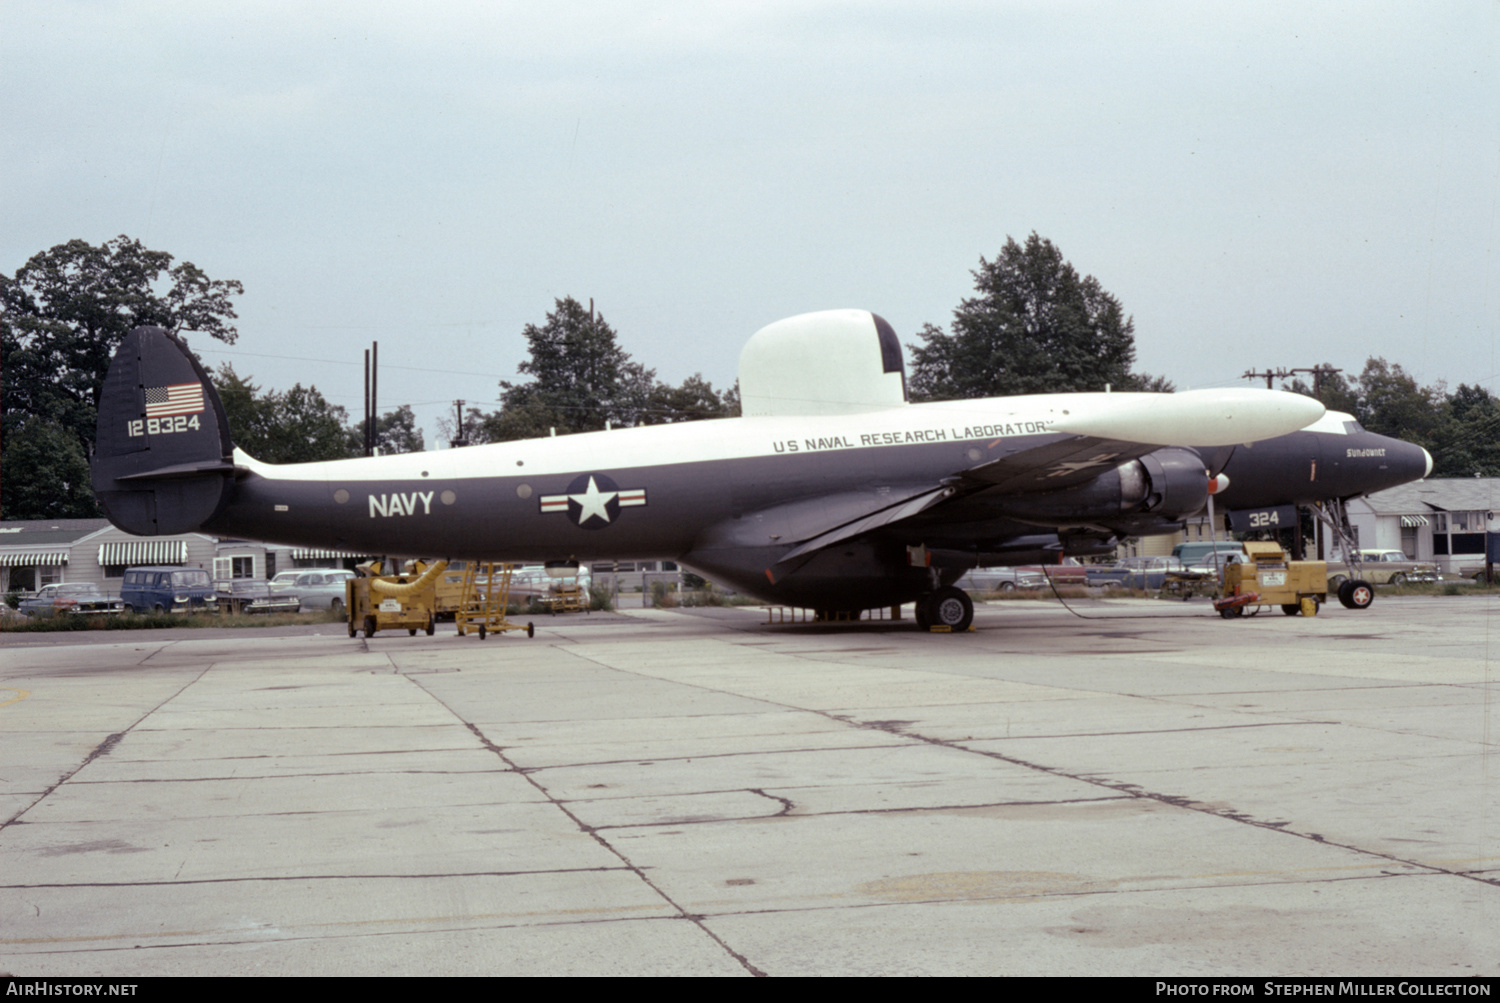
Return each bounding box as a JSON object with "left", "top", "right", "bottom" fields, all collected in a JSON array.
[
  {"left": 450, "top": 399, "right": 469, "bottom": 448},
  {"left": 1242, "top": 367, "right": 1289, "bottom": 390},
  {"left": 1242, "top": 365, "right": 1342, "bottom": 395},
  {"left": 363, "top": 341, "right": 380, "bottom": 456}
]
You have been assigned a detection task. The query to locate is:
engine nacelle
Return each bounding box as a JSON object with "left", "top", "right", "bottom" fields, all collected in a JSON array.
[
  {"left": 1134, "top": 447, "right": 1210, "bottom": 518},
  {"left": 987, "top": 447, "right": 1208, "bottom": 526}
]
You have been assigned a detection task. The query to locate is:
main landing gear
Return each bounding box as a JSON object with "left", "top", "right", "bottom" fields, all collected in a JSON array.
[{"left": 914, "top": 586, "right": 974, "bottom": 632}]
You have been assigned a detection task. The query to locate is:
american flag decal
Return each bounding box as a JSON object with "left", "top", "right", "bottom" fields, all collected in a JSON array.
[{"left": 144, "top": 383, "right": 206, "bottom": 418}]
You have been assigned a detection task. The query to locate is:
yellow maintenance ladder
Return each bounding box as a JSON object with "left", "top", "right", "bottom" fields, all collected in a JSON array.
[{"left": 455, "top": 562, "right": 534, "bottom": 639}]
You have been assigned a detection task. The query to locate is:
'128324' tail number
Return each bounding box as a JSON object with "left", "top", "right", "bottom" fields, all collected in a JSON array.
[{"left": 127, "top": 415, "right": 201, "bottom": 437}]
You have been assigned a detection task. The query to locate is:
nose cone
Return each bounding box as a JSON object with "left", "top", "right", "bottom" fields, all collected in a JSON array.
[{"left": 1354, "top": 434, "right": 1432, "bottom": 496}]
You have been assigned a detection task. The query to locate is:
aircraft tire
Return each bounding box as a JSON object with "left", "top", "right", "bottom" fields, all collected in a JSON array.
[
  {"left": 923, "top": 587, "right": 973, "bottom": 632},
  {"left": 1340, "top": 580, "right": 1374, "bottom": 610},
  {"left": 1281, "top": 604, "right": 1300, "bottom": 616}
]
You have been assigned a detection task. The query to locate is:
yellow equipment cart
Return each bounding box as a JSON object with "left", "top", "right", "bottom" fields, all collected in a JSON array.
[
  {"left": 1219, "top": 542, "right": 1328, "bottom": 618},
  {"left": 346, "top": 560, "right": 446, "bottom": 638}
]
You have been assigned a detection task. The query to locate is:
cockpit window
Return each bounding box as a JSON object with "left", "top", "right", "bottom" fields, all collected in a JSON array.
[{"left": 1343, "top": 420, "right": 1364, "bottom": 433}]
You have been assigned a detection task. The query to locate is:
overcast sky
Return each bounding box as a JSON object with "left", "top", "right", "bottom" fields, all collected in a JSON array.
[{"left": 4, "top": 1, "right": 1496, "bottom": 446}]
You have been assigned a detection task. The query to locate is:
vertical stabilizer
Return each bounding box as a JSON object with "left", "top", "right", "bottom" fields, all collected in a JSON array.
[{"left": 91, "top": 326, "right": 237, "bottom": 535}]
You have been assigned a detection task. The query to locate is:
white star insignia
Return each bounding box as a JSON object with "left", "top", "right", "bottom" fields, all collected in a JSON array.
[{"left": 570, "top": 476, "right": 618, "bottom": 524}]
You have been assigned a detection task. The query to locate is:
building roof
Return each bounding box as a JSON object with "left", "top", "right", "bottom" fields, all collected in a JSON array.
[
  {"left": 1356, "top": 478, "right": 1500, "bottom": 516},
  {"left": 0, "top": 519, "right": 112, "bottom": 546}
]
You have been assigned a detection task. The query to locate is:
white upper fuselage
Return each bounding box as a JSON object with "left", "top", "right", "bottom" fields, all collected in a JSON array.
[{"left": 235, "top": 388, "right": 1325, "bottom": 483}]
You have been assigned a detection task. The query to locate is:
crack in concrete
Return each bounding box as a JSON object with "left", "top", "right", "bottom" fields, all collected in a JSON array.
[
  {"left": 4, "top": 865, "right": 636, "bottom": 890},
  {"left": 1, "top": 662, "right": 214, "bottom": 830},
  {"left": 402, "top": 674, "right": 768, "bottom": 977},
  {"left": 746, "top": 788, "right": 793, "bottom": 816},
  {"left": 553, "top": 636, "right": 1498, "bottom": 895}
]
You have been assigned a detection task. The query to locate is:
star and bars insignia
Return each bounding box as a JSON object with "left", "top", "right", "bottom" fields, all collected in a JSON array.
[
  {"left": 539, "top": 474, "right": 647, "bottom": 529},
  {"left": 144, "top": 383, "right": 206, "bottom": 418}
]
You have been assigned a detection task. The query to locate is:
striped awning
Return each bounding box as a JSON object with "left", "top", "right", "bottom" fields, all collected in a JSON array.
[
  {"left": 0, "top": 551, "right": 68, "bottom": 567},
  {"left": 1400, "top": 515, "right": 1430, "bottom": 527},
  {"left": 292, "top": 548, "right": 371, "bottom": 560},
  {"left": 97, "top": 540, "right": 188, "bottom": 566}
]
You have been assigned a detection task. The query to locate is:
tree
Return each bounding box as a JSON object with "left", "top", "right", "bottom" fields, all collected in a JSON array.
[
  {"left": 643, "top": 374, "right": 740, "bottom": 423},
  {"left": 0, "top": 417, "right": 93, "bottom": 520},
  {"left": 1431, "top": 383, "right": 1500, "bottom": 477},
  {"left": 481, "top": 297, "right": 657, "bottom": 442},
  {"left": 347, "top": 405, "right": 425, "bottom": 455},
  {"left": 1355, "top": 357, "right": 1442, "bottom": 446},
  {"left": 212, "top": 364, "right": 352, "bottom": 464},
  {"left": 907, "top": 233, "right": 1141, "bottom": 401},
  {"left": 1, "top": 235, "right": 243, "bottom": 518}
]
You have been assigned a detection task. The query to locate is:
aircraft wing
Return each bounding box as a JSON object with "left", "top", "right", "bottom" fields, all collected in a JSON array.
[
  {"left": 959, "top": 434, "right": 1155, "bottom": 492},
  {"left": 961, "top": 388, "right": 1324, "bottom": 491},
  {"left": 767, "top": 388, "right": 1325, "bottom": 567}
]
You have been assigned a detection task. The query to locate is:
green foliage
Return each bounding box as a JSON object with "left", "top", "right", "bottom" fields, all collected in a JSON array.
[
  {"left": 587, "top": 581, "right": 615, "bottom": 611},
  {"left": 1, "top": 416, "right": 94, "bottom": 519},
  {"left": 643, "top": 374, "right": 740, "bottom": 423},
  {"left": 477, "top": 298, "right": 739, "bottom": 442},
  {"left": 347, "top": 404, "right": 424, "bottom": 455},
  {"left": 1, "top": 235, "right": 242, "bottom": 518},
  {"left": 482, "top": 297, "right": 657, "bottom": 441},
  {"left": 908, "top": 233, "right": 1141, "bottom": 400},
  {"left": 0, "top": 608, "right": 344, "bottom": 632},
  {"left": 213, "top": 363, "right": 353, "bottom": 463}
]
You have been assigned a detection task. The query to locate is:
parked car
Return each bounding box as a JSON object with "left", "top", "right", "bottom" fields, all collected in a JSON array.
[
  {"left": 1327, "top": 550, "right": 1438, "bottom": 588},
  {"left": 213, "top": 578, "right": 302, "bottom": 615},
  {"left": 1085, "top": 556, "right": 1188, "bottom": 589},
  {"left": 1185, "top": 552, "right": 1248, "bottom": 577},
  {"left": 120, "top": 566, "right": 219, "bottom": 613},
  {"left": 271, "top": 569, "right": 356, "bottom": 611},
  {"left": 18, "top": 583, "right": 126, "bottom": 618},
  {"left": 1013, "top": 557, "right": 1090, "bottom": 585},
  {"left": 1173, "top": 542, "right": 1247, "bottom": 566},
  {"left": 955, "top": 567, "right": 1047, "bottom": 592}
]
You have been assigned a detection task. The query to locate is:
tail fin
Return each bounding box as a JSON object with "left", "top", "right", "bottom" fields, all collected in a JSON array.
[{"left": 91, "top": 326, "right": 238, "bottom": 535}]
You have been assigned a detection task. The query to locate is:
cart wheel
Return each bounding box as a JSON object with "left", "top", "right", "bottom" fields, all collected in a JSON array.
[
  {"left": 347, "top": 620, "right": 357, "bottom": 637},
  {"left": 1219, "top": 608, "right": 1236, "bottom": 619},
  {"left": 1281, "top": 604, "right": 1300, "bottom": 616},
  {"left": 408, "top": 628, "right": 417, "bottom": 636},
  {"left": 527, "top": 621, "right": 534, "bottom": 638},
  {"left": 363, "top": 615, "right": 377, "bottom": 638},
  {"left": 478, "top": 624, "right": 487, "bottom": 640},
  {"left": 426, "top": 618, "right": 435, "bottom": 636}
]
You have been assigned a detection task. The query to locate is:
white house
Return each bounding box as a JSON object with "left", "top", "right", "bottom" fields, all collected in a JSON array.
[{"left": 1345, "top": 478, "right": 1500, "bottom": 573}]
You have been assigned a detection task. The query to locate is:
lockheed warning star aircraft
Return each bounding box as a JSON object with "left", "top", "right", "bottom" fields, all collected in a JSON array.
[{"left": 91, "top": 310, "right": 1431, "bottom": 631}]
